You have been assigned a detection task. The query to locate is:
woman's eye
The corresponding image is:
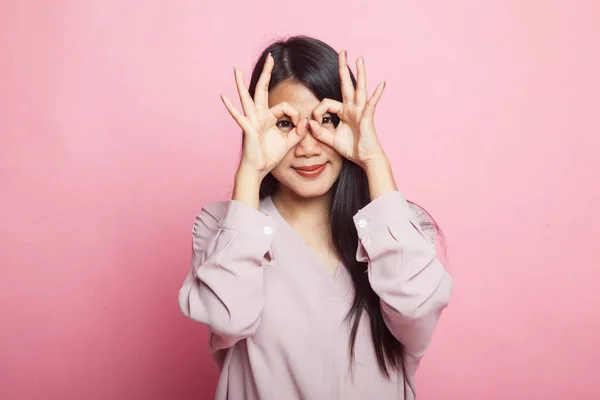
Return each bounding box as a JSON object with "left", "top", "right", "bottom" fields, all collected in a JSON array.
[
  {"left": 322, "top": 116, "right": 332, "bottom": 124},
  {"left": 276, "top": 120, "right": 294, "bottom": 130}
]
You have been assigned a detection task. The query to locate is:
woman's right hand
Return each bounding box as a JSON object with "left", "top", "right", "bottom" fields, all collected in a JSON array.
[{"left": 220, "top": 53, "right": 308, "bottom": 180}]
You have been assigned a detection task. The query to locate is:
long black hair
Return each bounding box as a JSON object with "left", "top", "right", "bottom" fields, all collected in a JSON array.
[{"left": 245, "top": 35, "right": 444, "bottom": 378}]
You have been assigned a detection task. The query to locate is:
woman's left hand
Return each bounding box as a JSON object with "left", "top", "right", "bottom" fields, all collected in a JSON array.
[{"left": 308, "top": 50, "right": 387, "bottom": 169}]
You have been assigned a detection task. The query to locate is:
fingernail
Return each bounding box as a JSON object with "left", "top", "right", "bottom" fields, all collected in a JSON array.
[{"left": 344, "top": 50, "right": 347, "bottom": 58}]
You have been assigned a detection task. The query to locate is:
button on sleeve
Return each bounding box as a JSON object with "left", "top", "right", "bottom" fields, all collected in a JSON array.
[
  {"left": 353, "top": 191, "right": 414, "bottom": 238},
  {"left": 219, "top": 200, "right": 279, "bottom": 237}
]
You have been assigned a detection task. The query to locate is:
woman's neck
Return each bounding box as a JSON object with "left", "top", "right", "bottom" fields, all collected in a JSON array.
[{"left": 271, "top": 187, "right": 331, "bottom": 229}]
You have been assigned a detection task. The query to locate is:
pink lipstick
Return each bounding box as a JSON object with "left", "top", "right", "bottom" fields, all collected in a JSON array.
[{"left": 293, "top": 163, "right": 327, "bottom": 178}]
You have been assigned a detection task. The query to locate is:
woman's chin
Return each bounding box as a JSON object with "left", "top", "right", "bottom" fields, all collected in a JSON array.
[
  {"left": 285, "top": 179, "right": 335, "bottom": 199},
  {"left": 272, "top": 168, "right": 342, "bottom": 199},
  {"left": 294, "top": 187, "right": 330, "bottom": 199}
]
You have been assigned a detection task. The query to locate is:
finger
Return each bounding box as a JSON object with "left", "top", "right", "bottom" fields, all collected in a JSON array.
[
  {"left": 295, "top": 117, "right": 309, "bottom": 139},
  {"left": 270, "top": 101, "right": 301, "bottom": 127},
  {"left": 355, "top": 56, "right": 367, "bottom": 107},
  {"left": 338, "top": 50, "right": 354, "bottom": 103},
  {"left": 234, "top": 67, "right": 256, "bottom": 117},
  {"left": 308, "top": 119, "right": 335, "bottom": 148},
  {"left": 253, "top": 53, "right": 273, "bottom": 109},
  {"left": 286, "top": 118, "right": 309, "bottom": 148},
  {"left": 221, "top": 94, "right": 252, "bottom": 132},
  {"left": 312, "top": 98, "right": 343, "bottom": 122},
  {"left": 364, "top": 81, "right": 386, "bottom": 119}
]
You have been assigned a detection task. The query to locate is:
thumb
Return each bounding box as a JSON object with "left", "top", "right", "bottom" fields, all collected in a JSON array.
[
  {"left": 285, "top": 117, "right": 308, "bottom": 149},
  {"left": 309, "top": 120, "right": 334, "bottom": 148}
]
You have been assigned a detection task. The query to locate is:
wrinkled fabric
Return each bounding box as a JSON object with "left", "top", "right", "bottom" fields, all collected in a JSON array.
[{"left": 179, "top": 191, "right": 453, "bottom": 400}]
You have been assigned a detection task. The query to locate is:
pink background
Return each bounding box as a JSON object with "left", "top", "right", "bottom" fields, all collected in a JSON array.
[{"left": 1, "top": 1, "right": 599, "bottom": 399}]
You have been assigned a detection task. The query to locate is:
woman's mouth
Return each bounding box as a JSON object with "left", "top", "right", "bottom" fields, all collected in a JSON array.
[{"left": 293, "top": 163, "right": 327, "bottom": 178}]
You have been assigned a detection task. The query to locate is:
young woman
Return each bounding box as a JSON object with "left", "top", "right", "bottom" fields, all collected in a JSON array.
[{"left": 178, "top": 36, "right": 453, "bottom": 400}]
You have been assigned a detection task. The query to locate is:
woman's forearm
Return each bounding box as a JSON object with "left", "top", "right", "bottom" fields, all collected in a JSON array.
[
  {"left": 232, "top": 167, "right": 263, "bottom": 209},
  {"left": 363, "top": 153, "right": 398, "bottom": 201}
]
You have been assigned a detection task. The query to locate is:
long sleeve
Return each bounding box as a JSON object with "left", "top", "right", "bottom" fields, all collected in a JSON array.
[
  {"left": 178, "top": 200, "right": 278, "bottom": 350},
  {"left": 353, "top": 191, "right": 453, "bottom": 358}
]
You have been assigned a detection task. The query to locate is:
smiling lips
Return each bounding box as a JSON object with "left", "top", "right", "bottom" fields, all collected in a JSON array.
[{"left": 293, "top": 163, "right": 327, "bottom": 178}]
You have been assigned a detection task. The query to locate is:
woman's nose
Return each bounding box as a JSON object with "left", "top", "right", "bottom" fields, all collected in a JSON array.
[{"left": 294, "top": 123, "right": 322, "bottom": 157}]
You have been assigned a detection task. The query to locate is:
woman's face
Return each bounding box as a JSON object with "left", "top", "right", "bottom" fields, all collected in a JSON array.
[{"left": 268, "top": 81, "right": 344, "bottom": 199}]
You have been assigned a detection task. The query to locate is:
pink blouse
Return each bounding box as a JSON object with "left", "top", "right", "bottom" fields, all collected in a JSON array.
[{"left": 178, "top": 191, "right": 453, "bottom": 399}]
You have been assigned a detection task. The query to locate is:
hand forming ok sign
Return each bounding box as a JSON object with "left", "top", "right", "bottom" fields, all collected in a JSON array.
[
  {"left": 309, "top": 51, "right": 387, "bottom": 169},
  {"left": 220, "top": 53, "right": 308, "bottom": 178}
]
